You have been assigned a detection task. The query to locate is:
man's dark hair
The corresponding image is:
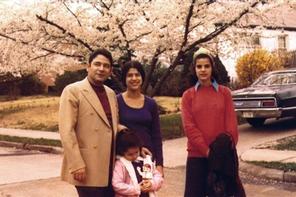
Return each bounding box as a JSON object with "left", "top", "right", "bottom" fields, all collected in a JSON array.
[
  {"left": 121, "top": 60, "right": 146, "bottom": 87},
  {"left": 88, "top": 48, "right": 113, "bottom": 66},
  {"left": 116, "top": 129, "right": 142, "bottom": 156}
]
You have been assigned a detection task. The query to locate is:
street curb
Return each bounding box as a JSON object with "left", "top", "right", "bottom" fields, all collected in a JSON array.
[
  {"left": 0, "top": 141, "right": 63, "bottom": 154},
  {"left": 239, "top": 160, "right": 296, "bottom": 183}
]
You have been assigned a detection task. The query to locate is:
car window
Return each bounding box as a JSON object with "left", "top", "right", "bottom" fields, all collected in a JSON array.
[{"left": 254, "top": 72, "right": 296, "bottom": 86}]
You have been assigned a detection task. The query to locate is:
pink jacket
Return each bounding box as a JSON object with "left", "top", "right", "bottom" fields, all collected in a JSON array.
[{"left": 112, "top": 158, "right": 163, "bottom": 197}]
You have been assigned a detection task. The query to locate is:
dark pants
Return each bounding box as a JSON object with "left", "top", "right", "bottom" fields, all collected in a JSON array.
[
  {"left": 184, "top": 157, "right": 208, "bottom": 197},
  {"left": 75, "top": 186, "right": 114, "bottom": 197}
]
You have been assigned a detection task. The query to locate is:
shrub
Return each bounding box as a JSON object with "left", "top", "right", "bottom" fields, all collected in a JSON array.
[
  {"left": 160, "top": 113, "right": 184, "bottom": 140},
  {"left": 53, "top": 69, "right": 87, "bottom": 94},
  {"left": 236, "top": 49, "right": 283, "bottom": 88},
  {"left": 19, "top": 74, "right": 46, "bottom": 96}
]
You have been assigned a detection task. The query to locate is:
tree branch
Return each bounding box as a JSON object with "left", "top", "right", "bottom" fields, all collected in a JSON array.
[
  {"left": 63, "top": 2, "right": 82, "bottom": 27},
  {"left": 150, "top": 0, "right": 262, "bottom": 96},
  {"left": 129, "top": 30, "right": 153, "bottom": 43},
  {"left": 93, "top": 4, "right": 104, "bottom": 16},
  {"left": 99, "top": 0, "right": 113, "bottom": 10},
  {"left": 36, "top": 14, "right": 93, "bottom": 52},
  {"left": 181, "top": 0, "right": 196, "bottom": 48},
  {"left": 142, "top": 47, "right": 166, "bottom": 93},
  {"left": 185, "top": 0, "right": 263, "bottom": 53},
  {"left": 0, "top": 32, "right": 84, "bottom": 59},
  {"left": 118, "top": 19, "right": 134, "bottom": 59},
  {"left": 30, "top": 52, "right": 52, "bottom": 61}
]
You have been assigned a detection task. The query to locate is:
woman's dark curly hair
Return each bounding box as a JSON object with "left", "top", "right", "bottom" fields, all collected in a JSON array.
[{"left": 121, "top": 60, "right": 146, "bottom": 87}]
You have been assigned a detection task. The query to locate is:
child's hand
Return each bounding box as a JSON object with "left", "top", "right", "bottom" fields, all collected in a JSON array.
[{"left": 140, "top": 180, "right": 152, "bottom": 192}]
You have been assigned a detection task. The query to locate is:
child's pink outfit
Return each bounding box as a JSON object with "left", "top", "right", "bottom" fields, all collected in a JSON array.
[{"left": 112, "top": 156, "right": 163, "bottom": 197}]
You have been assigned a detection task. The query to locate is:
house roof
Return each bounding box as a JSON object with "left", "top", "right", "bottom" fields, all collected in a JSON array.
[
  {"left": 239, "top": 3, "right": 296, "bottom": 30},
  {"left": 216, "top": 3, "right": 296, "bottom": 31}
]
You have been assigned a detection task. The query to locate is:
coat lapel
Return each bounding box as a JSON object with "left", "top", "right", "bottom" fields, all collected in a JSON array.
[
  {"left": 106, "top": 88, "right": 117, "bottom": 132},
  {"left": 80, "top": 78, "right": 110, "bottom": 127}
]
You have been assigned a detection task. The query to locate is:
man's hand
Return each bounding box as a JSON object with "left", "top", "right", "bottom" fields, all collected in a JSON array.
[
  {"left": 141, "top": 147, "right": 152, "bottom": 157},
  {"left": 117, "top": 124, "right": 127, "bottom": 132},
  {"left": 72, "top": 167, "right": 86, "bottom": 182}
]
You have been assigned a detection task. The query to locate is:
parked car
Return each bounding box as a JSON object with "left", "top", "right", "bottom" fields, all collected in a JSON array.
[{"left": 232, "top": 68, "right": 296, "bottom": 127}]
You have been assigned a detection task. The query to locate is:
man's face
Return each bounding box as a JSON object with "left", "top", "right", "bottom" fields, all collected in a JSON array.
[{"left": 87, "top": 54, "right": 112, "bottom": 85}]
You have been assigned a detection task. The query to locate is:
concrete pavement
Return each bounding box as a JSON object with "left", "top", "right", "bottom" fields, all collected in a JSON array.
[
  {"left": 1, "top": 166, "right": 295, "bottom": 197},
  {"left": 0, "top": 128, "right": 60, "bottom": 140},
  {"left": 241, "top": 149, "right": 296, "bottom": 163},
  {"left": 0, "top": 126, "right": 296, "bottom": 183},
  {"left": 0, "top": 147, "right": 62, "bottom": 185}
]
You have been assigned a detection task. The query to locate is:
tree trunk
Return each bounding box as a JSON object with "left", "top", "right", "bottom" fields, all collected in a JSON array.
[{"left": 7, "top": 81, "right": 20, "bottom": 100}]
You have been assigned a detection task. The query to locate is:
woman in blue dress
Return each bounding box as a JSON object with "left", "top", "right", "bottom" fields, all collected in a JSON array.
[{"left": 117, "top": 60, "right": 164, "bottom": 176}]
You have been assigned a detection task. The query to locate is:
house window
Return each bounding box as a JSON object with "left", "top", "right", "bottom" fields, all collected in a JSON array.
[
  {"left": 252, "top": 34, "right": 260, "bottom": 46},
  {"left": 278, "top": 35, "right": 287, "bottom": 49}
]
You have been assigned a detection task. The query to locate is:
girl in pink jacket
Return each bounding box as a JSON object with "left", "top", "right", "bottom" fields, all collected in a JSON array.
[{"left": 112, "top": 129, "right": 163, "bottom": 197}]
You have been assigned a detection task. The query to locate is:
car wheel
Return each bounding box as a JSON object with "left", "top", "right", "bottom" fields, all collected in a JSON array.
[{"left": 246, "top": 118, "right": 266, "bottom": 127}]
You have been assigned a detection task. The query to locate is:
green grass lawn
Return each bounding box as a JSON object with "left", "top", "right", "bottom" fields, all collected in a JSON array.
[
  {"left": 0, "top": 96, "right": 184, "bottom": 139},
  {"left": 0, "top": 135, "right": 62, "bottom": 147},
  {"left": 0, "top": 95, "right": 246, "bottom": 145},
  {"left": 263, "top": 135, "right": 296, "bottom": 151},
  {"left": 248, "top": 161, "right": 296, "bottom": 172},
  {"left": 160, "top": 113, "right": 184, "bottom": 140}
]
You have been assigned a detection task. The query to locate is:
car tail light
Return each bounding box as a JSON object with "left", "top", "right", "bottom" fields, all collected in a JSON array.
[{"left": 261, "top": 100, "right": 276, "bottom": 107}]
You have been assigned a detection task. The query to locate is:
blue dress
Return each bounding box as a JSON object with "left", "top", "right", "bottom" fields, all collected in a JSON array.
[{"left": 117, "top": 94, "right": 163, "bottom": 166}]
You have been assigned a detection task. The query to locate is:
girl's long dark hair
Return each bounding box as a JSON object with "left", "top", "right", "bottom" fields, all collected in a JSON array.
[{"left": 116, "top": 129, "right": 142, "bottom": 156}]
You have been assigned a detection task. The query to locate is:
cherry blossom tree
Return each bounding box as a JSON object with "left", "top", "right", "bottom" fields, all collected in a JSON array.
[{"left": 0, "top": 0, "right": 275, "bottom": 96}]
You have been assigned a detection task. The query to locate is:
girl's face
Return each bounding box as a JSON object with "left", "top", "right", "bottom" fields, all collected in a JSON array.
[
  {"left": 195, "top": 57, "right": 212, "bottom": 85},
  {"left": 125, "top": 68, "right": 143, "bottom": 91},
  {"left": 124, "top": 147, "right": 140, "bottom": 161}
]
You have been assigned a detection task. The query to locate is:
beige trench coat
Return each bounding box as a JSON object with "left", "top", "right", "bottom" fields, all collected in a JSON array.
[{"left": 59, "top": 78, "right": 118, "bottom": 187}]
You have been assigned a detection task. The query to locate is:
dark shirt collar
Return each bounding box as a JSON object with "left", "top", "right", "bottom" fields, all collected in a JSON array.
[
  {"left": 88, "top": 78, "right": 105, "bottom": 92},
  {"left": 194, "top": 79, "right": 219, "bottom": 92}
]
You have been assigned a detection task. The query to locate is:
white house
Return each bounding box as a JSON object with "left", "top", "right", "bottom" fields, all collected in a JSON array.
[{"left": 217, "top": 3, "right": 296, "bottom": 78}]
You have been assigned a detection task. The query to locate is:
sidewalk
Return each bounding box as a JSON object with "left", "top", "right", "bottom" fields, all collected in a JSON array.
[
  {"left": 241, "top": 149, "right": 296, "bottom": 163},
  {"left": 0, "top": 127, "right": 296, "bottom": 182},
  {"left": 240, "top": 148, "right": 296, "bottom": 182},
  {"left": 0, "top": 127, "right": 186, "bottom": 168},
  {"left": 0, "top": 128, "right": 60, "bottom": 140}
]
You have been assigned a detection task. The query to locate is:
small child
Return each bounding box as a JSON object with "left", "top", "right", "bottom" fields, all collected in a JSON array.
[{"left": 112, "top": 129, "right": 163, "bottom": 197}]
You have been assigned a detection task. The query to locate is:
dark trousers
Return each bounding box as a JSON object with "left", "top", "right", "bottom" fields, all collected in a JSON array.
[
  {"left": 184, "top": 157, "right": 208, "bottom": 197},
  {"left": 75, "top": 185, "right": 114, "bottom": 197}
]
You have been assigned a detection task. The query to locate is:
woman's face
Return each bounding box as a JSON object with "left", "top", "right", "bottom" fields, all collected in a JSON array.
[
  {"left": 195, "top": 57, "right": 212, "bottom": 84},
  {"left": 125, "top": 68, "right": 143, "bottom": 91}
]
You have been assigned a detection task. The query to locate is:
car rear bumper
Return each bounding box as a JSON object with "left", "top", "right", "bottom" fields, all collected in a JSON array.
[
  {"left": 235, "top": 106, "right": 296, "bottom": 118},
  {"left": 235, "top": 108, "right": 282, "bottom": 118}
]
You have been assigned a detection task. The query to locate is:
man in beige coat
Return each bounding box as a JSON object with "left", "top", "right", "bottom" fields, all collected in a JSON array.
[{"left": 59, "top": 48, "right": 118, "bottom": 197}]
